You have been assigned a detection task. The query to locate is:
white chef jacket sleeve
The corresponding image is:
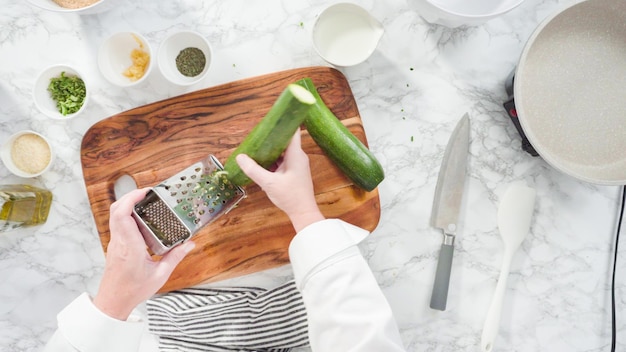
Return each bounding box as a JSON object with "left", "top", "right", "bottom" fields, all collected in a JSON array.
[
  {"left": 289, "top": 218, "right": 405, "bottom": 352},
  {"left": 44, "top": 292, "right": 144, "bottom": 352}
]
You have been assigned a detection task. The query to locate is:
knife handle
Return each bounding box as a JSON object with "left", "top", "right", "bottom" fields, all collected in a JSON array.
[{"left": 430, "top": 238, "right": 455, "bottom": 311}]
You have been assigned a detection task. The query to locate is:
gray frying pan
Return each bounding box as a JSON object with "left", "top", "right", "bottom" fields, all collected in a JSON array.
[{"left": 514, "top": 0, "right": 626, "bottom": 185}]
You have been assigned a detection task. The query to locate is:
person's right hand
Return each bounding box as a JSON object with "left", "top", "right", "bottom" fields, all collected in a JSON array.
[
  {"left": 235, "top": 130, "right": 325, "bottom": 232},
  {"left": 93, "top": 188, "right": 195, "bottom": 321}
]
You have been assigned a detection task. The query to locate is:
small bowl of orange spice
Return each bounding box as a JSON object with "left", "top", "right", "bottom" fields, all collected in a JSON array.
[{"left": 98, "top": 32, "right": 152, "bottom": 87}]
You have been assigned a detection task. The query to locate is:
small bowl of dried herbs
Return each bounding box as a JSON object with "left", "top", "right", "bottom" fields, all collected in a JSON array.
[
  {"left": 158, "top": 31, "right": 212, "bottom": 86},
  {"left": 33, "top": 64, "right": 89, "bottom": 120}
]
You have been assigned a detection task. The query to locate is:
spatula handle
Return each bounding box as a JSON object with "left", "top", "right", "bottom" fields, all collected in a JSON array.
[
  {"left": 430, "top": 239, "right": 454, "bottom": 311},
  {"left": 480, "top": 255, "right": 512, "bottom": 352}
]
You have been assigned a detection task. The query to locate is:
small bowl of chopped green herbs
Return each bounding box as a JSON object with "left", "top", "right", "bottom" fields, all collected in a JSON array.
[
  {"left": 158, "top": 31, "right": 212, "bottom": 86},
  {"left": 33, "top": 64, "right": 89, "bottom": 120}
]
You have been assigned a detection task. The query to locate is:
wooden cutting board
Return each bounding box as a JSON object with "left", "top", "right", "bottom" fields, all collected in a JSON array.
[{"left": 80, "top": 66, "right": 381, "bottom": 292}]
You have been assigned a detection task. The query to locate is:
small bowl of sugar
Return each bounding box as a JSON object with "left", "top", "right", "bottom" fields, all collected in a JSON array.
[{"left": 1, "top": 131, "right": 54, "bottom": 178}]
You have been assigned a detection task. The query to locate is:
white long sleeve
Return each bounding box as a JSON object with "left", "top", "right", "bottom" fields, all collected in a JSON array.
[
  {"left": 45, "top": 219, "right": 405, "bottom": 352},
  {"left": 289, "top": 219, "right": 406, "bottom": 352},
  {"left": 44, "top": 293, "right": 144, "bottom": 352}
]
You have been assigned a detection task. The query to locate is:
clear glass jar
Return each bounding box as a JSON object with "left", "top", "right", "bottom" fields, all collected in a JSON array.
[{"left": 0, "top": 184, "right": 52, "bottom": 232}]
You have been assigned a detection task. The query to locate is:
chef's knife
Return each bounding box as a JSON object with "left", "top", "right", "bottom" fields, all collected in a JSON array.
[{"left": 429, "top": 113, "right": 470, "bottom": 311}]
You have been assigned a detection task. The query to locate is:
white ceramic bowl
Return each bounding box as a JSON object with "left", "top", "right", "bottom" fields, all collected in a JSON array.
[
  {"left": 414, "top": 0, "right": 524, "bottom": 27},
  {"left": 98, "top": 32, "right": 153, "bottom": 88},
  {"left": 1, "top": 131, "right": 54, "bottom": 178},
  {"left": 33, "top": 64, "right": 89, "bottom": 120},
  {"left": 312, "top": 3, "right": 384, "bottom": 67},
  {"left": 158, "top": 31, "right": 212, "bottom": 86},
  {"left": 26, "top": 0, "right": 122, "bottom": 14}
]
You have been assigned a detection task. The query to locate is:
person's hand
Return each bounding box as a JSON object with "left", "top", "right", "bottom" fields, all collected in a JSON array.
[
  {"left": 236, "top": 130, "right": 325, "bottom": 232},
  {"left": 93, "top": 188, "right": 195, "bottom": 321}
]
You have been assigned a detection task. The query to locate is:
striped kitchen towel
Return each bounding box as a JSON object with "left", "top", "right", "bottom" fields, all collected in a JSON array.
[{"left": 146, "top": 280, "right": 309, "bottom": 352}]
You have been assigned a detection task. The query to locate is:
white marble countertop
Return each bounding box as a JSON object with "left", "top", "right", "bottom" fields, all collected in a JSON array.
[{"left": 1, "top": 0, "right": 624, "bottom": 351}]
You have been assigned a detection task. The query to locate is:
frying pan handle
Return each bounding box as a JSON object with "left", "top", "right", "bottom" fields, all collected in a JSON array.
[
  {"left": 503, "top": 97, "right": 539, "bottom": 157},
  {"left": 503, "top": 68, "right": 539, "bottom": 157}
]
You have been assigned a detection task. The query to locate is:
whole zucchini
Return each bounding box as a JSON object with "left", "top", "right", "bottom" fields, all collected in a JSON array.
[
  {"left": 296, "top": 77, "right": 384, "bottom": 191},
  {"left": 223, "top": 83, "right": 315, "bottom": 186}
]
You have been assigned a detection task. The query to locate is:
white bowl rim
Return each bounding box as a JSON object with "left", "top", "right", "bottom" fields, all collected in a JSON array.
[
  {"left": 423, "top": 0, "right": 525, "bottom": 19},
  {"left": 98, "top": 31, "right": 153, "bottom": 88},
  {"left": 28, "top": 0, "right": 106, "bottom": 12},
  {"left": 26, "top": 0, "right": 105, "bottom": 12},
  {"left": 312, "top": 3, "right": 384, "bottom": 67},
  {"left": 1, "top": 130, "right": 54, "bottom": 178},
  {"left": 33, "top": 64, "right": 89, "bottom": 120},
  {"left": 157, "top": 30, "right": 212, "bottom": 86}
]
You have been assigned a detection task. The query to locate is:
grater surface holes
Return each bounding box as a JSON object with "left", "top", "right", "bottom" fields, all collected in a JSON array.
[
  {"left": 165, "top": 169, "right": 243, "bottom": 226},
  {"left": 133, "top": 155, "right": 246, "bottom": 255},
  {"left": 138, "top": 197, "right": 190, "bottom": 245}
]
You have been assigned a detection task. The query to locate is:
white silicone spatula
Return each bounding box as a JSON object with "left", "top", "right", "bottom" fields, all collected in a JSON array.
[{"left": 480, "top": 182, "right": 536, "bottom": 352}]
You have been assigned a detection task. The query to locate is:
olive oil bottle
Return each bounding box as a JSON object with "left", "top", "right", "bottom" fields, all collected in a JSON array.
[{"left": 0, "top": 185, "right": 52, "bottom": 232}]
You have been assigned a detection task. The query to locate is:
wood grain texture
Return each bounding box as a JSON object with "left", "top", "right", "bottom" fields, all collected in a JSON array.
[{"left": 80, "top": 66, "right": 381, "bottom": 292}]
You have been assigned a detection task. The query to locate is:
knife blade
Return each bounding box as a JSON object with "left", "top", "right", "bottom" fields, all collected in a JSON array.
[{"left": 429, "top": 113, "right": 470, "bottom": 311}]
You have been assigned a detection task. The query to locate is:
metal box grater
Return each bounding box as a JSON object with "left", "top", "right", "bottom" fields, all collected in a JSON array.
[{"left": 132, "top": 155, "right": 246, "bottom": 255}]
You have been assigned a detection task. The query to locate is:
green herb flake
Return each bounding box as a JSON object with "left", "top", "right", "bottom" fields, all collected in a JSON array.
[
  {"left": 176, "top": 47, "right": 206, "bottom": 77},
  {"left": 47, "top": 71, "right": 86, "bottom": 116},
  {"left": 410, "top": 136, "right": 414, "bottom": 142}
]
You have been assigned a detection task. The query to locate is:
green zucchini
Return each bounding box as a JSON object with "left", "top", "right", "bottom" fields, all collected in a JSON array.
[
  {"left": 223, "top": 83, "right": 315, "bottom": 186},
  {"left": 296, "top": 77, "right": 384, "bottom": 191}
]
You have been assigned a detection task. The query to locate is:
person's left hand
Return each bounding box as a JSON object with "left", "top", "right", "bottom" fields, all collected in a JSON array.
[{"left": 93, "top": 188, "right": 195, "bottom": 320}]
